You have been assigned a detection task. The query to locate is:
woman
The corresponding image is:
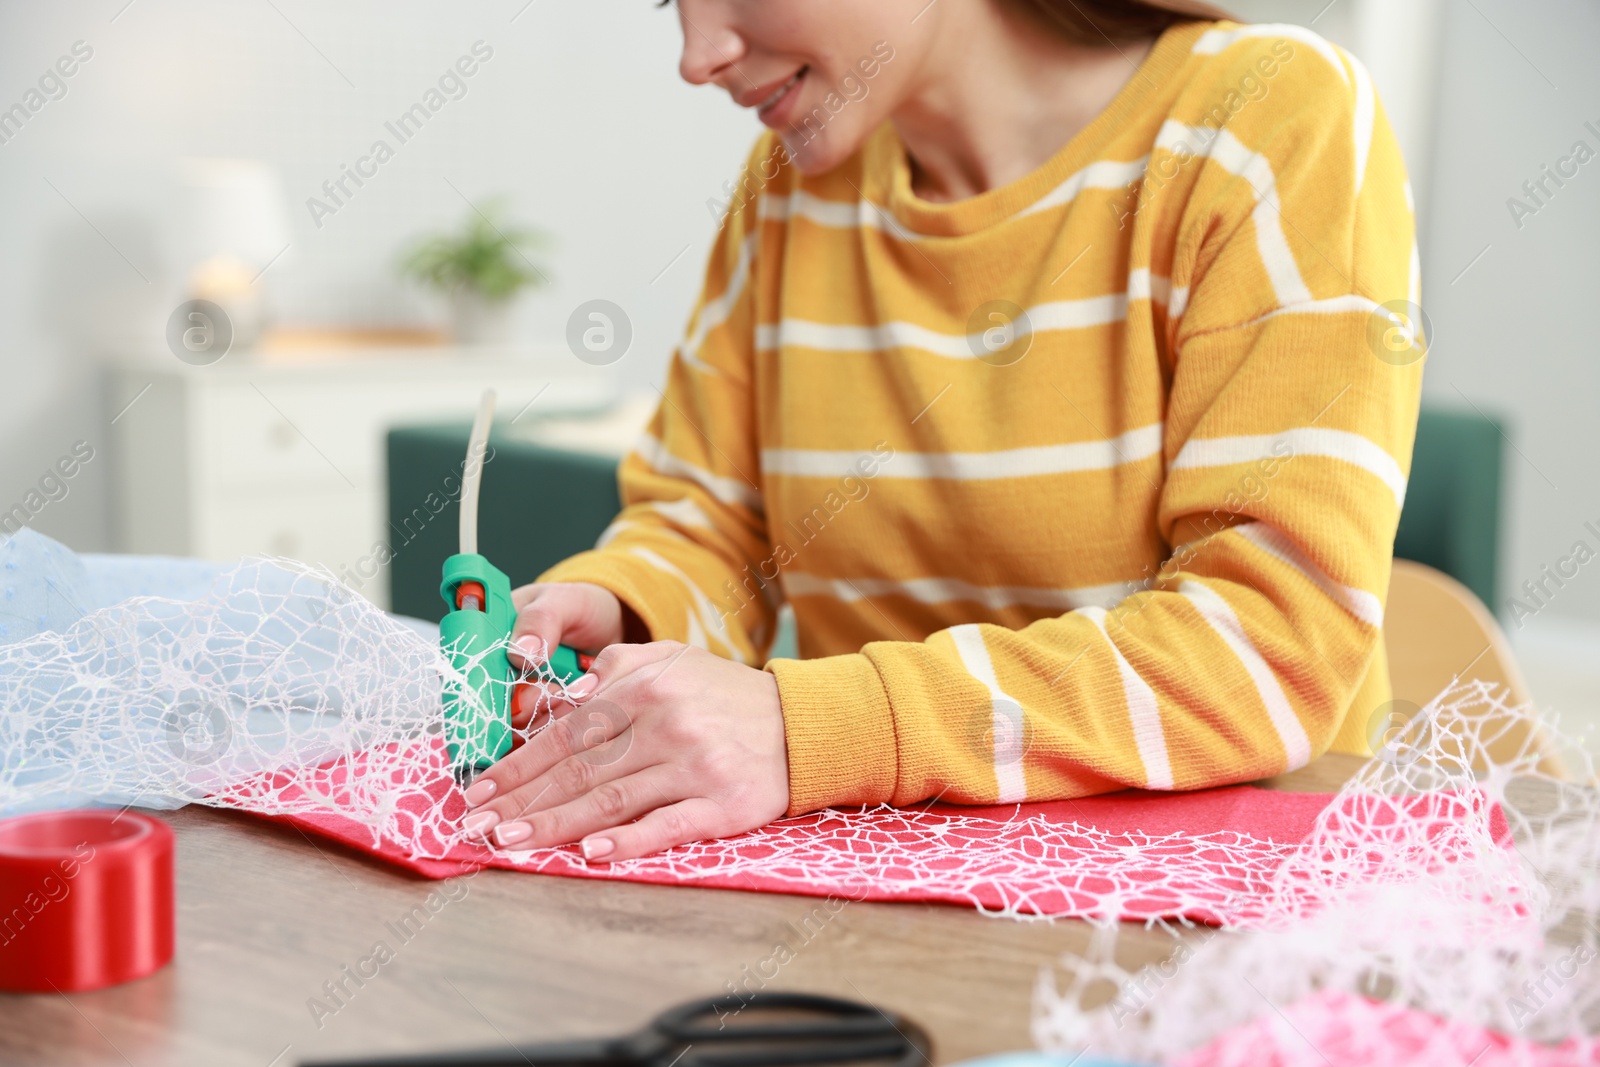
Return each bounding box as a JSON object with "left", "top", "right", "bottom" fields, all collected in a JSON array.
[{"left": 460, "top": 0, "right": 1422, "bottom": 862}]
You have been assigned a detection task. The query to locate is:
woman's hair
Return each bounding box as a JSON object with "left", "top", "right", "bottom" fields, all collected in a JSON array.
[
  {"left": 654, "top": 0, "right": 1234, "bottom": 41},
  {"left": 1006, "top": 0, "right": 1235, "bottom": 43}
]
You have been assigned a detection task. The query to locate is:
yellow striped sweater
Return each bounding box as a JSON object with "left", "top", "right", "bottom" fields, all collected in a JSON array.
[{"left": 540, "top": 20, "right": 1423, "bottom": 815}]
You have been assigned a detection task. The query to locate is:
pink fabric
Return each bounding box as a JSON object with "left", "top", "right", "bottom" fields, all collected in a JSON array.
[
  {"left": 239, "top": 738, "right": 1510, "bottom": 924},
  {"left": 1178, "top": 990, "right": 1600, "bottom": 1067}
]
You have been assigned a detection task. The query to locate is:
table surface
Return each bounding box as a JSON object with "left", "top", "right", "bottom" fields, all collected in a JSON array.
[{"left": 0, "top": 753, "right": 1543, "bottom": 1067}]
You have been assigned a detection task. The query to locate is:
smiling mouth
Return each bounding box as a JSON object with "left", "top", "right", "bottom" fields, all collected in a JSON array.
[{"left": 755, "top": 66, "right": 807, "bottom": 116}]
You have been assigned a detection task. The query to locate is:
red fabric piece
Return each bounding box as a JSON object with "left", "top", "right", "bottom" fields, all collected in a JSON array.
[{"left": 240, "top": 739, "right": 1511, "bottom": 924}]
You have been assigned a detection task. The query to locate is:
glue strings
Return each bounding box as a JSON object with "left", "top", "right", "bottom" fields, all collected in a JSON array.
[{"left": 1, "top": 559, "right": 1596, "bottom": 1063}]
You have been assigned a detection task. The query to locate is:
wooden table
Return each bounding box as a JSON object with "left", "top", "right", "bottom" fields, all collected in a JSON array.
[{"left": 0, "top": 754, "right": 1376, "bottom": 1067}]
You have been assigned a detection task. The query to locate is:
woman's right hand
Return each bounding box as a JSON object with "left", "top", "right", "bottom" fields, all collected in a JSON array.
[{"left": 508, "top": 581, "right": 624, "bottom": 726}]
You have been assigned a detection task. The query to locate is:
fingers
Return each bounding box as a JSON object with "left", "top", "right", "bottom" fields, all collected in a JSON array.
[
  {"left": 579, "top": 641, "right": 683, "bottom": 697},
  {"left": 507, "top": 583, "right": 624, "bottom": 669},
  {"left": 508, "top": 590, "right": 572, "bottom": 668},
  {"left": 510, "top": 680, "right": 554, "bottom": 730},
  {"left": 485, "top": 767, "right": 684, "bottom": 853},
  {"left": 466, "top": 696, "right": 635, "bottom": 810},
  {"left": 471, "top": 640, "right": 688, "bottom": 803},
  {"left": 511, "top": 640, "right": 674, "bottom": 725},
  {"left": 511, "top": 675, "right": 584, "bottom": 729},
  {"left": 579, "top": 797, "right": 725, "bottom": 863}
]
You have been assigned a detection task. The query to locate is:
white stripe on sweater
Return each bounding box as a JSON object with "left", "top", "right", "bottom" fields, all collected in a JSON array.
[
  {"left": 1018, "top": 156, "right": 1151, "bottom": 219},
  {"left": 1081, "top": 606, "right": 1175, "bottom": 789},
  {"left": 761, "top": 191, "right": 925, "bottom": 241},
  {"left": 1170, "top": 427, "right": 1406, "bottom": 508},
  {"left": 1232, "top": 521, "right": 1384, "bottom": 628},
  {"left": 1191, "top": 24, "right": 1349, "bottom": 86},
  {"left": 1168, "top": 284, "right": 1191, "bottom": 319},
  {"left": 1127, "top": 267, "right": 1168, "bottom": 304},
  {"left": 1158, "top": 122, "right": 1314, "bottom": 308},
  {"left": 949, "top": 624, "right": 1028, "bottom": 803},
  {"left": 1179, "top": 579, "right": 1313, "bottom": 769},
  {"left": 679, "top": 233, "right": 757, "bottom": 377},
  {"left": 763, "top": 424, "right": 1161, "bottom": 481},
  {"left": 761, "top": 156, "right": 1149, "bottom": 236},
  {"left": 755, "top": 294, "right": 1128, "bottom": 359},
  {"left": 626, "top": 545, "right": 746, "bottom": 664},
  {"left": 596, "top": 497, "right": 715, "bottom": 549},
  {"left": 1255, "top": 294, "right": 1381, "bottom": 322},
  {"left": 782, "top": 572, "right": 1139, "bottom": 612},
  {"left": 634, "top": 434, "right": 763, "bottom": 513},
  {"left": 1344, "top": 48, "right": 1376, "bottom": 197},
  {"left": 1188, "top": 291, "right": 1390, "bottom": 334},
  {"left": 1126, "top": 269, "right": 1191, "bottom": 321},
  {"left": 749, "top": 277, "right": 1174, "bottom": 364}
]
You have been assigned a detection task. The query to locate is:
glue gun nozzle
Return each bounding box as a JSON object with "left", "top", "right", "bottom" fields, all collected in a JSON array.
[{"left": 453, "top": 766, "right": 479, "bottom": 792}]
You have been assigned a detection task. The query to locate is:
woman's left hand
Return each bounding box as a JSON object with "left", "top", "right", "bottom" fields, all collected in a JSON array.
[{"left": 459, "top": 641, "right": 790, "bottom": 862}]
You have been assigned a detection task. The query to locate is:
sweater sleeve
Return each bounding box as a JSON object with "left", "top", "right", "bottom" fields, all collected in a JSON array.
[
  {"left": 537, "top": 141, "right": 777, "bottom": 664},
  {"left": 772, "top": 44, "right": 1425, "bottom": 814}
]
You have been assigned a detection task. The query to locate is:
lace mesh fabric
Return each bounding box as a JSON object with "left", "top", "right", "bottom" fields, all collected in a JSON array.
[
  {"left": 1035, "top": 681, "right": 1600, "bottom": 1064},
  {"left": 0, "top": 553, "right": 1323, "bottom": 921},
  {"left": 2, "top": 557, "right": 1597, "bottom": 1061},
  {"left": 0, "top": 560, "right": 451, "bottom": 819}
]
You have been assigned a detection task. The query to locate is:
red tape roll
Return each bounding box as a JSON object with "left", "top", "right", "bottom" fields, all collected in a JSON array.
[{"left": 0, "top": 810, "right": 175, "bottom": 992}]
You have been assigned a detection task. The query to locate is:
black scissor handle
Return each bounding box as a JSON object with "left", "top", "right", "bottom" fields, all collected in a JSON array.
[
  {"left": 298, "top": 992, "right": 932, "bottom": 1067},
  {"left": 658, "top": 992, "right": 932, "bottom": 1067}
]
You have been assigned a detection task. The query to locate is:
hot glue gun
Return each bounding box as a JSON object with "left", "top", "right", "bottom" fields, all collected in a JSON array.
[{"left": 438, "top": 389, "right": 595, "bottom": 787}]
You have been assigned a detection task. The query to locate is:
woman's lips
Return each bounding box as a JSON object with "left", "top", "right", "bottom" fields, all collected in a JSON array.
[{"left": 755, "top": 67, "right": 808, "bottom": 128}]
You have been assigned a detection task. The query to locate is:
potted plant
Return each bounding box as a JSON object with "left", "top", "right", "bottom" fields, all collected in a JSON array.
[{"left": 399, "top": 199, "right": 550, "bottom": 345}]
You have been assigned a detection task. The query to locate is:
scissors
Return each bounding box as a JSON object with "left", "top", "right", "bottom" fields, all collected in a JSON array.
[{"left": 299, "top": 991, "right": 933, "bottom": 1067}]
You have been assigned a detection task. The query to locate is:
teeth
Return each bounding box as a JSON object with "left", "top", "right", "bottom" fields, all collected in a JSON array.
[{"left": 758, "top": 70, "right": 802, "bottom": 111}]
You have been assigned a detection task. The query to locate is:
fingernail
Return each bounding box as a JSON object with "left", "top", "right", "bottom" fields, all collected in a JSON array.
[
  {"left": 494, "top": 821, "right": 532, "bottom": 847},
  {"left": 462, "top": 810, "right": 500, "bottom": 836},
  {"left": 581, "top": 836, "right": 615, "bottom": 861},
  {"left": 462, "top": 778, "right": 497, "bottom": 806},
  {"left": 514, "top": 636, "right": 547, "bottom": 662},
  {"left": 565, "top": 673, "right": 598, "bottom": 700}
]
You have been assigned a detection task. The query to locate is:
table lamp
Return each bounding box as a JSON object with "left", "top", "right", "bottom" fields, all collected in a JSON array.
[{"left": 178, "top": 157, "right": 292, "bottom": 353}]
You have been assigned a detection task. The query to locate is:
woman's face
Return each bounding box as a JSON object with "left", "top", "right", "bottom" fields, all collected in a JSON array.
[{"left": 675, "top": 0, "right": 937, "bottom": 174}]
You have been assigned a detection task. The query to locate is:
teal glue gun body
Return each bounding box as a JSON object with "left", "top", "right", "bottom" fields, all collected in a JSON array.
[{"left": 440, "top": 552, "right": 589, "bottom": 782}]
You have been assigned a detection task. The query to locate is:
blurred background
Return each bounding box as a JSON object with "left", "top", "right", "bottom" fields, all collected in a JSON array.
[{"left": 1, "top": 1, "right": 1597, "bottom": 747}]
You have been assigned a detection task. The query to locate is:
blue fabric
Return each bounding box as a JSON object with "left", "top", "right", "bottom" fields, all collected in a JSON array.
[
  {"left": 80, "top": 551, "right": 228, "bottom": 608},
  {"left": 0, "top": 528, "right": 98, "bottom": 642},
  {"left": 0, "top": 529, "right": 230, "bottom": 647},
  {"left": 0, "top": 533, "right": 443, "bottom": 816},
  {"left": 0, "top": 531, "right": 438, "bottom": 644}
]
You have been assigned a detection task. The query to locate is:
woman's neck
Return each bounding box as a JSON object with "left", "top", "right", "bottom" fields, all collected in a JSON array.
[{"left": 892, "top": 4, "right": 1156, "bottom": 203}]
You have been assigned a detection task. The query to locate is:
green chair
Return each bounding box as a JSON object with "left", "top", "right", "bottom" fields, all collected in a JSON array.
[
  {"left": 387, "top": 425, "right": 621, "bottom": 621},
  {"left": 1392, "top": 407, "right": 1504, "bottom": 612},
  {"left": 387, "top": 405, "right": 1507, "bottom": 623}
]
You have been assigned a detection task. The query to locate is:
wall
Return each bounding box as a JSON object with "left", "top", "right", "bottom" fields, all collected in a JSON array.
[
  {"left": 0, "top": 1, "right": 759, "bottom": 551},
  {"left": 1421, "top": 0, "right": 1600, "bottom": 627}
]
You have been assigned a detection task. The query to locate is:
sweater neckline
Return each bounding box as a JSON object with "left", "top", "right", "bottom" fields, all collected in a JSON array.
[{"left": 868, "top": 20, "right": 1209, "bottom": 238}]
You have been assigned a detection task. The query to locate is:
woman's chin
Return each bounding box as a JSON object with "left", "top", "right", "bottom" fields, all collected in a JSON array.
[{"left": 780, "top": 129, "right": 860, "bottom": 177}]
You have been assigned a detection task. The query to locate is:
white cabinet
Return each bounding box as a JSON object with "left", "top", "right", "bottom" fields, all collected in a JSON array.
[{"left": 108, "top": 347, "right": 615, "bottom": 609}]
